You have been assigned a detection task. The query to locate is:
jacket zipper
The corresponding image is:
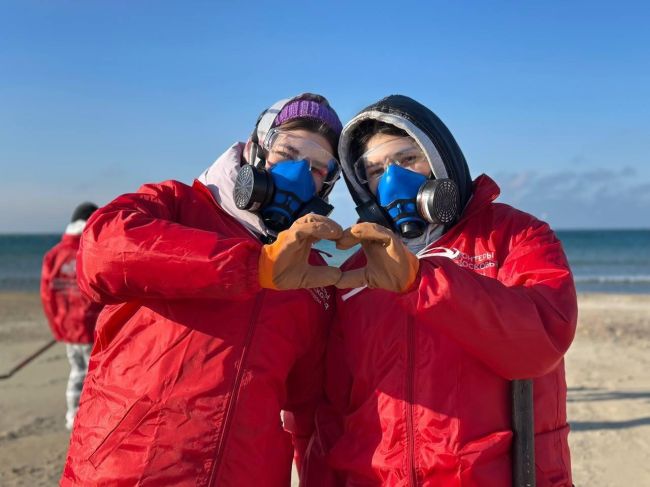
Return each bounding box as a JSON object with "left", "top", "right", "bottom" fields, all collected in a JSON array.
[
  {"left": 207, "top": 291, "right": 264, "bottom": 485},
  {"left": 406, "top": 315, "right": 417, "bottom": 486}
]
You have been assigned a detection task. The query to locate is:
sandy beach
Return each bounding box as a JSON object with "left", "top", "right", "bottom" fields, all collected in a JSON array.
[{"left": 1, "top": 291, "right": 648, "bottom": 486}]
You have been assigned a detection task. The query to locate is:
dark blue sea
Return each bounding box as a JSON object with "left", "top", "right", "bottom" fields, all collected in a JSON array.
[{"left": 1, "top": 230, "right": 649, "bottom": 294}]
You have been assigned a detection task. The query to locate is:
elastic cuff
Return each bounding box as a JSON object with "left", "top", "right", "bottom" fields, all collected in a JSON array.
[
  {"left": 257, "top": 244, "right": 278, "bottom": 290},
  {"left": 400, "top": 266, "right": 422, "bottom": 295}
]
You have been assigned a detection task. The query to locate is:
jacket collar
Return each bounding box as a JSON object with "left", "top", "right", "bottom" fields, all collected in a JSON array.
[
  {"left": 61, "top": 234, "right": 81, "bottom": 244},
  {"left": 459, "top": 174, "right": 500, "bottom": 221},
  {"left": 196, "top": 143, "right": 271, "bottom": 239},
  {"left": 64, "top": 219, "right": 86, "bottom": 236}
]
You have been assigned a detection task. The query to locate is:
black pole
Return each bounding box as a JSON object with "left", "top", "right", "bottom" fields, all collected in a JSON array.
[
  {"left": 512, "top": 379, "right": 535, "bottom": 487},
  {"left": 0, "top": 339, "right": 57, "bottom": 380}
]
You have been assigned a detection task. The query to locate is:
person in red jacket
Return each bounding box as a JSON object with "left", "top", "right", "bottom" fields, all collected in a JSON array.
[
  {"left": 41, "top": 202, "right": 102, "bottom": 431},
  {"left": 303, "top": 95, "right": 578, "bottom": 486},
  {"left": 61, "top": 93, "right": 345, "bottom": 486}
]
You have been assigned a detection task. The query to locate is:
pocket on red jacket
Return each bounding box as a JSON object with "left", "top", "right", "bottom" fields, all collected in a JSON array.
[
  {"left": 458, "top": 429, "right": 513, "bottom": 485},
  {"left": 88, "top": 394, "right": 155, "bottom": 468},
  {"left": 534, "top": 424, "right": 572, "bottom": 486}
]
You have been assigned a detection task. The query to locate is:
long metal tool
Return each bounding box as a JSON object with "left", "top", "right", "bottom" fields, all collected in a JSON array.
[
  {"left": 512, "top": 379, "right": 536, "bottom": 486},
  {"left": 0, "top": 339, "right": 57, "bottom": 380}
]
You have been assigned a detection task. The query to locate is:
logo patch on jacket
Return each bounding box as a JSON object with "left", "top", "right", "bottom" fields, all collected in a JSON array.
[
  {"left": 453, "top": 249, "right": 497, "bottom": 272},
  {"left": 60, "top": 259, "right": 77, "bottom": 277},
  {"left": 53, "top": 258, "right": 79, "bottom": 291},
  {"left": 308, "top": 287, "right": 331, "bottom": 310}
]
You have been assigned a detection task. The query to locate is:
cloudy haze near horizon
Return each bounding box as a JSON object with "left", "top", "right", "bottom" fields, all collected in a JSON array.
[{"left": 1, "top": 1, "right": 648, "bottom": 233}]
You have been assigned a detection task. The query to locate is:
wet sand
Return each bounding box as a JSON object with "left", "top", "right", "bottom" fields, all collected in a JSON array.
[{"left": 1, "top": 291, "right": 648, "bottom": 486}]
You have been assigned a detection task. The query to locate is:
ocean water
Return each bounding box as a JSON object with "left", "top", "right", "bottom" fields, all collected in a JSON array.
[
  {"left": 0, "top": 234, "right": 60, "bottom": 292},
  {"left": 0, "top": 230, "right": 649, "bottom": 294},
  {"left": 556, "top": 230, "right": 650, "bottom": 294}
]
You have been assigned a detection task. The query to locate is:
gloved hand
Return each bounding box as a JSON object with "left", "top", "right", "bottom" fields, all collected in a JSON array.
[
  {"left": 259, "top": 214, "right": 343, "bottom": 290},
  {"left": 335, "top": 222, "right": 419, "bottom": 292}
]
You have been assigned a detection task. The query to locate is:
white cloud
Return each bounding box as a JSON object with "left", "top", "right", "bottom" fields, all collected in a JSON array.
[
  {"left": 2, "top": 165, "right": 647, "bottom": 233},
  {"left": 493, "top": 166, "right": 650, "bottom": 229}
]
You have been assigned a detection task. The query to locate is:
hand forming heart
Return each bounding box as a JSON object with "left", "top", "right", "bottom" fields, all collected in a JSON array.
[{"left": 334, "top": 222, "right": 419, "bottom": 292}]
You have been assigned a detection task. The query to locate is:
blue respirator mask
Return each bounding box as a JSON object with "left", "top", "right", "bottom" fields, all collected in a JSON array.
[
  {"left": 234, "top": 130, "right": 340, "bottom": 232},
  {"left": 354, "top": 137, "right": 460, "bottom": 238}
]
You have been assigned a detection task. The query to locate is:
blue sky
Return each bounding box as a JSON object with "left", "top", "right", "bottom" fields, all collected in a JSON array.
[{"left": 1, "top": 1, "right": 648, "bottom": 232}]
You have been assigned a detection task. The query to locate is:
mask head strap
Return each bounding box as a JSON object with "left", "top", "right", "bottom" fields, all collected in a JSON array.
[{"left": 249, "top": 98, "right": 291, "bottom": 168}]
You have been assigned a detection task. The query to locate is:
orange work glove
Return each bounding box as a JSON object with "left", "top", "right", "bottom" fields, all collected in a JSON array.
[
  {"left": 259, "top": 214, "right": 343, "bottom": 290},
  {"left": 335, "top": 222, "right": 419, "bottom": 292}
]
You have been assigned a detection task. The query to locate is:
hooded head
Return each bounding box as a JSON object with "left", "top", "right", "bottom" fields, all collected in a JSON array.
[
  {"left": 233, "top": 93, "right": 344, "bottom": 233},
  {"left": 339, "top": 95, "right": 472, "bottom": 237},
  {"left": 246, "top": 93, "right": 343, "bottom": 199},
  {"left": 200, "top": 93, "right": 343, "bottom": 238},
  {"left": 66, "top": 202, "right": 98, "bottom": 235},
  {"left": 70, "top": 202, "right": 98, "bottom": 223}
]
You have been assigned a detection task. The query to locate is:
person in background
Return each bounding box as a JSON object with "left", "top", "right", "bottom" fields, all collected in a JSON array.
[
  {"left": 61, "top": 93, "right": 344, "bottom": 486},
  {"left": 303, "top": 95, "right": 578, "bottom": 486},
  {"left": 40, "top": 202, "right": 102, "bottom": 431}
]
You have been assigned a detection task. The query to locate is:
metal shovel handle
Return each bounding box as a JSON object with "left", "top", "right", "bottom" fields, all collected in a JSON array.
[{"left": 512, "top": 379, "right": 535, "bottom": 487}]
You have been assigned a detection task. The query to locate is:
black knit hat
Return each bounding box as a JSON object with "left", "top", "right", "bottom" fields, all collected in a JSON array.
[{"left": 71, "top": 202, "right": 98, "bottom": 222}]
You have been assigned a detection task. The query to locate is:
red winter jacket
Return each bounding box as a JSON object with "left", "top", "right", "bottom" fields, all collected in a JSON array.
[
  {"left": 41, "top": 234, "right": 102, "bottom": 344},
  {"left": 303, "top": 175, "right": 578, "bottom": 487},
  {"left": 61, "top": 179, "right": 334, "bottom": 486}
]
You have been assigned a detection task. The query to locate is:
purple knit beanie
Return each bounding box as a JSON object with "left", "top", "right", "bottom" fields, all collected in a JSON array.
[{"left": 272, "top": 94, "right": 343, "bottom": 136}]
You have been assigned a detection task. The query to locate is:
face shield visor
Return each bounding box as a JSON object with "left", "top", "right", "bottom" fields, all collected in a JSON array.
[
  {"left": 234, "top": 129, "right": 341, "bottom": 232},
  {"left": 351, "top": 135, "right": 459, "bottom": 238},
  {"left": 263, "top": 129, "right": 341, "bottom": 193},
  {"left": 353, "top": 137, "right": 430, "bottom": 192}
]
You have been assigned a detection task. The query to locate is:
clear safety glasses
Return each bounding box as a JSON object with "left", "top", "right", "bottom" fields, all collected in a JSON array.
[
  {"left": 264, "top": 129, "right": 341, "bottom": 186},
  {"left": 353, "top": 137, "right": 430, "bottom": 185}
]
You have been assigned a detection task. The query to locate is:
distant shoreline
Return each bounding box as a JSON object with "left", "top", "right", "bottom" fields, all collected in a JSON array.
[{"left": 3, "top": 230, "right": 650, "bottom": 294}]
